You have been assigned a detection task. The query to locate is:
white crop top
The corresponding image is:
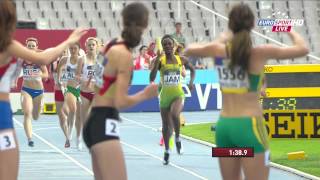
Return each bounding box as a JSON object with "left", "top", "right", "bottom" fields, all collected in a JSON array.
[{"left": 82, "top": 57, "right": 96, "bottom": 82}]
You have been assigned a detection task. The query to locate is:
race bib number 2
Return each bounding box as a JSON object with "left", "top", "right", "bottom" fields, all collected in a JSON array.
[
  {"left": 105, "top": 119, "right": 119, "bottom": 137},
  {"left": 0, "top": 131, "right": 16, "bottom": 151}
]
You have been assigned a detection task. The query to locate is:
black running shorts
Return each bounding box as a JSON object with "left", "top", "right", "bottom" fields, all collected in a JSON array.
[{"left": 83, "top": 107, "right": 120, "bottom": 148}]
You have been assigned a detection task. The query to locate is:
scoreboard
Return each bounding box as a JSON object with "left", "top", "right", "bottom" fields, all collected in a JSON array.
[{"left": 262, "top": 65, "right": 320, "bottom": 139}]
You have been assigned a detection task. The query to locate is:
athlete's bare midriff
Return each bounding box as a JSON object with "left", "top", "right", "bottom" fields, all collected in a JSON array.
[
  {"left": 22, "top": 79, "right": 43, "bottom": 90},
  {"left": 92, "top": 95, "right": 115, "bottom": 107},
  {"left": 80, "top": 81, "right": 95, "bottom": 92},
  {"left": 220, "top": 92, "right": 263, "bottom": 117}
]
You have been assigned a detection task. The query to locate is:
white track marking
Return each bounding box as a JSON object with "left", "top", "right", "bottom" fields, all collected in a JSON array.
[
  {"left": 33, "top": 127, "right": 61, "bottom": 131},
  {"left": 13, "top": 118, "right": 93, "bottom": 176},
  {"left": 122, "top": 116, "right": 320, "bottom": 179},
  {"left": 121, "top": 141, "right": 208, "bottom": 180},
  {"left": 121, "top": 116, "right": 158, "bottom": 131},
  {"left": 121, "top": 116, "right": 210, "bottom": 179}
]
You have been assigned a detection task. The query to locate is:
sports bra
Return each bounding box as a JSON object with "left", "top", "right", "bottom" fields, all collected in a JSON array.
[
  {"left": 64, "top": 56, "right": 78, "bottom": 81},
  {"left": 22, "top": 61, "right": 41, "bottom": 81},
  {"left": 82, "top": 56, "right": 96, "bottom": 82},
  {"left": 94, "top": 38, "right": 131, "bottom": 97},
  {"left": 0, "top": 57, "right": 21, "bottom": 93},
  {"left": 214, "top": 43, "right": 264, "bottom": 94}
]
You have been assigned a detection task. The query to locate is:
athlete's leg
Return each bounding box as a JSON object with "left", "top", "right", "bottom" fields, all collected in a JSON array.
[
  {"left": 160, "top": 108, "right": 173, "bottom": 165},
  {"left": 75, "top": 101, "right": 82, "bottom": 149},
  {"left": 80, "top": 95, "right": 91, "bottom": 126},
  {"left": 160, "top": 108, "right": 172, "bottom": 152},
  {"left": 21, "top": 91, "right": 34, "bottom": 146},
  {"left": 170, "top": 98, "right": 184, "bottom": 154},
  {"left": 241, "top": 152, "right": 270, "bottom": 180},
  {"left": 63, "top": 93, "right": 77, "bottom": 143},
  {"left": 32, "top": 93, "right": 43, "bottom": 120},
  {"left": 170, "top": 98, "right": 184, "bottom": 141},
  {"left": 91, "top": 140, "right": 127, "bottom": 180},
  {"left": 219, "top": 158, "right": 242, "bottom": 180},
  {"left": 79, "top": 96, "right": 91, "bottom": 144},
  {"left": 91, "top": 150, "right": 103, "bottom": 180},
  {"left": 0, "top": 129, "right": 19, "bottom": 180},
  {"left": 56, "top": 102, "right": 69, "bottom": 144}
]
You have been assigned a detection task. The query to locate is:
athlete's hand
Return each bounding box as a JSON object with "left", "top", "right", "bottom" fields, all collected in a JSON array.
[
  {"left": 156, "top": 50, "right": 164, "bottom": 58},
  {"left": 188, "top": 83, "right": 194, "bottom": 91},
  {"left": 143, "top": 83, "right": 158, "bottom": 99},
  {"left": 67, "top": 28, "right": 88, "bottom": 46},
  {"left": 75, "top": 75, "right": 82, "bottom": 83}
]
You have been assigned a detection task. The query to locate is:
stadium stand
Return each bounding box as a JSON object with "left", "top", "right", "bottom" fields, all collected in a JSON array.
[{"left": 15, "top": 0, "right": 320, "bottom": 65}]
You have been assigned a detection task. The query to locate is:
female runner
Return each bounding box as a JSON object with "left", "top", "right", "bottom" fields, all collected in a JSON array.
[
  {"left": 184, "top": 4, "right": 308, "bottom": 180},
  {"left": 77, "top": 37, "right": 98, "bottom": 150},
  {"left": 20, "top": 37, "right": 48, "bottom": 147},
  {"left": 150, "top": 35, "right": 195, "bottom": 165},
  {"left": 82, "top": 3, "right": 158, "bottom": 180},
  {"left": 58, "top": 43, "right": 83, "bottom": 147},
  {"left": 0, "top": 1, "right": 86, "bottom": 179}
]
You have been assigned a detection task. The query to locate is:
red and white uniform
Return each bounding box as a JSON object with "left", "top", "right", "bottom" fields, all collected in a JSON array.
[{"left": 0, "top": 58, "right": 22, "bottom": 93}]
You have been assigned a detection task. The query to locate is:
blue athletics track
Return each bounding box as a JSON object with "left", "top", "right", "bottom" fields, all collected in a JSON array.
[{"left": 13, "top": 112, "right": 309, "bottom": 180}]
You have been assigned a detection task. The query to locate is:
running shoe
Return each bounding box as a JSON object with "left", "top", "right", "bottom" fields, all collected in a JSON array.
[
  {"left": 77, "top": 139, "right": 83, "bottom": 150},
  {"left": 176, "top": 141, "right": 184, "bottom": 155},
  {"left": 28, "top": 140, "right": 34, "bottom": 147},
  {"left": 65, "top": 139, "right": 70, "bottom": 148},
  {"left": 159, "top": 137, "right": 164, "bottom": 146},
  {"left": 163, "top": 152, "right": 170, "bottom": 165}
]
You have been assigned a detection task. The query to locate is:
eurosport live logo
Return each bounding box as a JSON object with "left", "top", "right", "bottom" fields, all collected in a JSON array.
[{"left": 258, "top": 19, "right": 304, "bottom": 32}]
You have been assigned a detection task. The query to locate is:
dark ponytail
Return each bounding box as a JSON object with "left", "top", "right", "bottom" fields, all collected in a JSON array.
[
  {"left": 230, "top": 30, "right": 252, "bottom": 71},
  {"left": 0, "top": 0, "right": 16, "bottom": 52},
  {"left": 121, "top": 3, "right": 149, "bottom": 49},
  {"left": 121, "top": 25, "right": 144, "bottom": 48},
  {"left": 228, "top": 3, "right": 254, "bottom": 72}
]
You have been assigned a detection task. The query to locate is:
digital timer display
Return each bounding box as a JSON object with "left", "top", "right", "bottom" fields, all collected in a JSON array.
[
  {"left": 261, "top": 97, "right": 320, "bottom": 110},
  {"left": 212, "top": 147, "right": 254, "bottom": 157}
]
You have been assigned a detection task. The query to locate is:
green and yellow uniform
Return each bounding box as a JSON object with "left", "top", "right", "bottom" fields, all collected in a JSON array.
[
  {"left": 214, "top": 43, "right": 268, "bottom": 154},
  {"left": 159, "top": 55, "right": 184, "bottom": 109}
]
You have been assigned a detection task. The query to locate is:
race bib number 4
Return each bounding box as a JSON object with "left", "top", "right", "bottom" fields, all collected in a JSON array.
[
  {"left": 105, "top": 119, "right": 119, "bottom": 137},
  {"left": 216, "top": 65, "right": 249, "bottom": 89},
  {"left": 94, "top": 53, "right": 108, "bottom": 88},
  {"left": 0, "top": 131, "right": 16, "bottom": 151},
  {"left": 94, "top": 63, "right": 104, "bottom": 87},
  {"left": 163, "top": 71, "right": 180, "bottom": 85}
]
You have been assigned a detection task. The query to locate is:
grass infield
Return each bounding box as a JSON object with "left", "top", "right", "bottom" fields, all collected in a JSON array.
[{"left": 181, "top": 123, "right": 320, "bottom": 177}]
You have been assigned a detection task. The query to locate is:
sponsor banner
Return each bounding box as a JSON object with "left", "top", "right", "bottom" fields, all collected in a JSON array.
[
  {"left": 124, "top": 70, "right": 221, "bottom": 111},
  {"left": 123, "top": 83, "right": 221, "bottom": 112},
  {"left": 132, "top": 69, "right": 218, "bottom": 85},
  {"left": 264, "top": 110, "right": 320, "bottom": 138}
]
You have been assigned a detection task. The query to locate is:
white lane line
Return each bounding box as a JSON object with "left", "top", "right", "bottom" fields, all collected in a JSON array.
[
  {"left": 13, "top": 118, "right": 93, "bottom": 176},
  {"left": 123, "top": 116, "right": 319, "bottom": 180},
  {"left": 121, "top": 116, "right": 210, "bottom": 180},
  {"left": 121, "top": 141, "right": 208, "bottom": 180},
  {"left": 185, "top": 122, "right": 213, "bottom": 126},
  {"left": 121, "top": 116, "right": 158, "bottom": 131},
  {"left": 33, "top": 127, "right": 61, "bottom": 132},
  {"left": 121, "top": 116, "right": 216, "bottom": 147}
]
